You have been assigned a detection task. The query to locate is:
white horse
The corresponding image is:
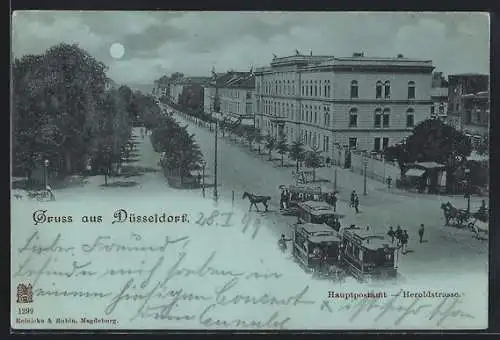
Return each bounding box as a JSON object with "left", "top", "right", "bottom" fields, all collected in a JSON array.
[{"left": 469, "top": 220, "right": 488, "bottom": 240}]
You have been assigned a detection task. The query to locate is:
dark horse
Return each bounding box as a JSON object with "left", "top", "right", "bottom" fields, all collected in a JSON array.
[{"left": 242, "top": 192, "right": 271, "bottom": 212}]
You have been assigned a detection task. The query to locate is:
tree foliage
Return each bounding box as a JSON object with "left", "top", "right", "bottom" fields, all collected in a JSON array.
[
  {"left": 276, "top": 133, "right": 288, "bottom": 167},
  {"left": 288, "top": 140, "right": 305, "bottom": 172},
  {"left": 384, "top": 119, "right": 472, "bottom": 192},
  {"left": 304, "top": 145, "right": 322, "bottom": 182},
  {"left": 265, "top": 135, "right": 277, "bottom": 160}
]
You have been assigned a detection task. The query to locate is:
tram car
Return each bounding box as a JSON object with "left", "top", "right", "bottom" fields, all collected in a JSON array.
[
  {"left": 296, "top": 201, "right": 344, "bottom": 228},
  {"left": 292, "top": 223, "right": 342, "bottom": 275},
  {"left": 280, "top": 185, "right": 323, "bottom": 215},
  {"left": 339, "top": 226, "right": 397, "bottom": 280}
]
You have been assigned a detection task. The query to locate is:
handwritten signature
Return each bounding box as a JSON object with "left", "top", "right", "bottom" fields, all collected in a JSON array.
[{"left": 320, "top": 290, "right": 474, "bottom": 327}]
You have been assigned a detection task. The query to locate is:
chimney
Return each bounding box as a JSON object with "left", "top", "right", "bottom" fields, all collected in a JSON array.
[{"left": 397, "top": 54, "right": 404, "bottom": 58}]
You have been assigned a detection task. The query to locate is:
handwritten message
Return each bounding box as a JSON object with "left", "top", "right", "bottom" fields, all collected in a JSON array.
[{"left": 12, "top": 229, "right": 479, "bottom": 330}]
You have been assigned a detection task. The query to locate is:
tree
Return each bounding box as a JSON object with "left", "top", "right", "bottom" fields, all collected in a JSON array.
[
  {"left": 288, "top": 140, "right": 305, "bottom": 172},
  {"left": 304, "top": 145, "right": 322, "bottom": 182},
  {"left": 384, "top": 143, "right": 411, "bottom": 178},
  {"left": 385, "top": 119, "right": 472, "bottom": 192},
  {"left": 476, "top": 136, "right": 488, "bottom": 155},
  {"left": 12, "top": 43, "right": 109, "bottom": 178},
  {"left": 276, "top": 133, "right": 289, "bottom": 167},
  {"left": 265, "top": 135, "right": 277, "bottom": 161}
]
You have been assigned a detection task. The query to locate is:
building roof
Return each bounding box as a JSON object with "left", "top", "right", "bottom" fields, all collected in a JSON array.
[
  {"left": 215, "top": 71, "right": 255, "bottom": 89},
  {"left": 256, "top": 53, "right": 433, "bottom": 73},
  {"left": 299, "top": 223, "right": 337, "bottom": 236},
  {"left": 414, "top": 161, "right": 446, "bottom": 169}
]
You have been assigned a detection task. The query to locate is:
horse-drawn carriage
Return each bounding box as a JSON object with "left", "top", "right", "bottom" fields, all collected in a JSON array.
[
  {"left": 279, "top": 185, "right": 324, "bottom": 215},
  {"left": 296, "top": 200, "right": 343, "bottom": 230},
  {"left": 440, "top": 201, "right": 489, "bottom": 239},
  {"left": 26, "top": 187, "right": 56, "bottom": 201}
]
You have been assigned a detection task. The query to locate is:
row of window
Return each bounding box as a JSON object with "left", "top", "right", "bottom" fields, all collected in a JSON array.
[
  {"left": 348, "top": 108, "right": 415, "bottom": 128},
  {"left": 221, "top": 100, "right": 242, "bottom": 114},
  {"left": 258, "top": 79, "right": 417, "bottom": 100},
  {"left": 347, "top": 137, "right": 389, "bottom": 150},
  {"left": 350, "top": 80, "right": 415, "bottom": 100}
]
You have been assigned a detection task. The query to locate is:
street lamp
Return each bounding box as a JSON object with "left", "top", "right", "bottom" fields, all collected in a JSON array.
[
  {"left": 362, "top": 153, "right": 368, "bottom": 196},
  {"left": 201, "top": 160, "right": 206, "bottom": 198},
  {"left": 44, "top": 159, "right": 49, "bottom": 188},
  {"left": 211, "top": 68, "right": 220, "bottom": 202},
  {"left": 465, "top": 167, "right": 471, "bottom": 214}
]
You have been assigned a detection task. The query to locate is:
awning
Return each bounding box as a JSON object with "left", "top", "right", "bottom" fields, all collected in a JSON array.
[{"left": 405, "top": 168, "right": 426, "bottom": 177}]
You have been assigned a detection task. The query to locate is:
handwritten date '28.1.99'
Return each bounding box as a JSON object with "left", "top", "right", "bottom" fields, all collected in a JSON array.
[{"left": 195, "top": 211, "right": 261, "bottom": 239}]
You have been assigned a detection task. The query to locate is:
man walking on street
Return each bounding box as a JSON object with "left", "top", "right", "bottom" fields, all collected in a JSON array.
[
  {"left": 418, "top": 224, "right": 425, "bottom": 243},
  {"left": 387, "top": 226, "right": 395, "bottom": 244},
  {"left": 395, "top": 225, "right": 403, "bottom": 247},
  {"left": 350, "top": 190, "right": 356, "bottom": 207},
  {"left": 401, "top": 230, "right": 409, "bottom": 254},
  {"left": 331, "top": 191, "right": 338, "bottom": 212},
  {"left": 354, "top": 194, "right": 360, "bottom": 213}
]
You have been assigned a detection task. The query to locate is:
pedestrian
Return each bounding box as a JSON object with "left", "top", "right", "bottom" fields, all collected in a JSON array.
[
  {"left": 280, "top": 190, "right": 287, "bottom": 210},
  {"left": 401, "top": 230, "right": 409, "bottom": 254},
  {"left": 326, "top": 157, "right": 331, "bottom": 167},
  {"left": 387, "top": 226, "right": 395, "bottom": 244},
  {"left": 387, "top": 176, "right": 392, "bottom": 190},
  {"left": 197, "top": 173, "right": 202, "bottom": 186},
  {"left": 350, "top": 190, "right": 356, "bottom": 207},
  {"left": 278, "top": 234, "right": 292, "bottom": 253},
  {"left": 331, "top": 192, "right": 338, "bottom": 212},
  {"left": 284, "top": 189, "right": 290, "bottom": 210},
  {"left": 354, "top": 195, "right": 360, "bottom": 213},
  {"left": 395, "top": 225, "right": 403, "bottom": 247},
  {"left": 418, "top": 224, "right": 425, "bottom": 243}
]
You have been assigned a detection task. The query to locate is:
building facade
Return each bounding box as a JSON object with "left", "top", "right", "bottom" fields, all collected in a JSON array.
[
  {"left": 254, "top": 53, "right": 434, "bottom": 156},
  {"left": 461, "top": 91, "right": 489, "bottom": 139},
  {"left": 203, "top": 71, "right": 255, "bottom": 125},
  {"left": 430, "top": 87, "right": 448, "bottom": 120},
  {"left": 447, "top": 74, "right": 489, "bottom": 132}
]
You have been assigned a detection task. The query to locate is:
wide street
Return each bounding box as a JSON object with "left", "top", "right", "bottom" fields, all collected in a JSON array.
[{"left": 161, "top": 105, "right": 488, "bottom": 279}]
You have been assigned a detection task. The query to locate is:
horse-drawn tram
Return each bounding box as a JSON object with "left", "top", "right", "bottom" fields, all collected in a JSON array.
[
  {"left": 296, "top": 201, "right": 343, "bottom": 229},
  {"left": 339, "top": 227, "right": 397, "bottom": 281},
  {"left": 280, "top": 185, "right": 323, "bottom": 214},
  {"left": 292, "top": 223, "right": 343, "bottom": 277}
]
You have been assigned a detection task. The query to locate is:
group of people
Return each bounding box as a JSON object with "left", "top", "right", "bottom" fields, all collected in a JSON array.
[
  {"left": 387, "top": 224, "right": 425, "bottom": 255},
  {"left": 325, "top": 191, "right": 338, "bottom": 211}
]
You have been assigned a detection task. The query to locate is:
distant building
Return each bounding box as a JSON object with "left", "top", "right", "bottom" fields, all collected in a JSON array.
[
  {"left": 254, "top": 52, "right": 434, "bottom": 156},
  {"left": 168, "top": 76, "right": 211, "bottom": 105},
  {"left": 430, "top": 87, "right": 448, "bottom": 120},
  {"left": 204, "top": 71, "right": 256, "bottom": 126},
  {"left": 462, "top": 91, "right": 489, "bottom": 144},
  {"left": 447, "top": 74, "right": 489, "bottom": 132}
]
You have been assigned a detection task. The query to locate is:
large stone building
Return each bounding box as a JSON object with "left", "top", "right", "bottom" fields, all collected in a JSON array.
[
  {"left": 447, "top": 74, "right": 489, "bottom": 136},
  {"left": 254, "top": 53, "right": 434, "bottom": 156}
]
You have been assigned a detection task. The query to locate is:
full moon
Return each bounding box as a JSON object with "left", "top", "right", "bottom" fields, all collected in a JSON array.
[{"left": 109, "top": 43, "right": 125, "bottom": 59}]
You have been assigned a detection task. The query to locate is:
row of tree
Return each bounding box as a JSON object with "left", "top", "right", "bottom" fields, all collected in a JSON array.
[{"left": 12, "top": 43, "right": 160, "bottom": 184}]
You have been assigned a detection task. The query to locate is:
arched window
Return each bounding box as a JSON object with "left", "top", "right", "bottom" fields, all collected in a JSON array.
[
  {"left": 350, "top": 80, "right": 359, "bottom": 99},
  {"left": 374, "top": 108, "right": 382, "bottom": 128},
  {"left": 384, "top": 81, "right": 391, "bottom": 99},
  {"left": 383, "top": 108, "right": 390, "bottom": 127},
  {"left": 406, "top": 108, "right": 415, "bottom": 127},
  {"left": 349, "top": 108, "right": 358, "bottom": 127},
  {"left": 408, "top": 81, "right": 415, "bottom": 99},
  {"left": 376, "top": 81, "right": 383, "bottom": 99}
]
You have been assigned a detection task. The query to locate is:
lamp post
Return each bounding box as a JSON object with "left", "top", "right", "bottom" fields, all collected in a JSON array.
[
  {"left": 363, "top": 153, "right": 368, "bottom": 196},
  {"left": 465, "top": 167, "right": 471, "bottom": 214},
  {"left": 211, "top": 67, "right": 219, "bottom": 202},
  {"left": 44, "top": 159, "right": 49, "bottom": 188},
  {"left": 201, "top": 160, "right": 206, "bottom": 198},
  {"left": 333, "top": 166, "right": 338, "bottom": 192}
]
